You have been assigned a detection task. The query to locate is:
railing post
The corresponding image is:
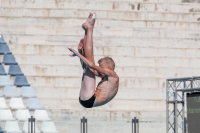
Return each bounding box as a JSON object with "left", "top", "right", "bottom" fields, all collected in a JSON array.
[
  {"left": 137, "top": 118, "right": 139, "bottom": 133},
  {"left": 132, "top": 117, "right": 139, "bottom": 133},
  {"left": 85, "top": 117, "right": 87, "bottom": 133},
  {"left": 28, "top": 117, "right": 30, "bottom": 133},
  {"left": 28, "top": 116, "right": 35, "bottom": 133},
  {"left": 132, "top": 119, "right": 133, "bottom": 133},
  {"left": 81, "top": 117, "right": 87, "bottom": 133},
  {"left": 184, "top": 117, "right": 187, "bottom": 133}
]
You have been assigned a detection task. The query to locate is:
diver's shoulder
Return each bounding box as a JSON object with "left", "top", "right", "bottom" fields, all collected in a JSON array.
[{"left": 110, "top": 70, "right": 119, "bottom": 79}]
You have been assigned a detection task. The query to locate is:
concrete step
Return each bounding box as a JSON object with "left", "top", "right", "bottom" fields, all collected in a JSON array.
[
  {"left": 10, "top": 44, "right": 134, "bottom": 57},
  {"left": 0, "top": 0, "right": 199, "bottom": 12},
  {"left": 1, "top": 26, "right": 200, "bottom": 39},
  {"left": 33, "top": 87, "right": 165, "bottom": 100},
  {"left": 51, "top": 120, "right": 166, "bottom": 133},
  {"left": 39, "top": 98, "right": 166, "bottom": 111},
  {"left": 86, "top": 122, "right": 165, "bottom": 133},
  {"left": 12, "top": 64, "right": 200, "bottom": 78},
  {"left": 3, "top": 34, "right": 200, "bottom": 48},
  {"left": 12, "top": 55, "right": 196, "bottom": 68},
  {"left": 0, "top": 14, "right": 199, "bottom": 30},
  {"left": 9, "top": 44, "right": 200, "bottom": 58},
  {"left": 0, "top": 63, "right": 174, "bottom": 81},
  {"left": 0, "top": 9, "right": 200, "bottom": 22},
  {"left": 47, "top": 109, "right": 166, "bottom": 120},
  {"left": 26, "top": 76, "right": 164, "bottom": 89},
  {"left": 92, "top": 0, "right": 179, "bottom": 3},
  {"left": 93, "top": 0, "right": 199, "bottom": 4}
]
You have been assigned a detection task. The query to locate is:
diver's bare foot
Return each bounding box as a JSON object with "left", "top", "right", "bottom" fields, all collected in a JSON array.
[{"left": 82, "top": 12, "right": 96, "bottom": 30}]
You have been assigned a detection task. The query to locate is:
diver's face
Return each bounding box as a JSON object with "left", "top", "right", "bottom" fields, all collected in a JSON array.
[{"left": 99, "top": 62, "right": 108, "bottom": 78}]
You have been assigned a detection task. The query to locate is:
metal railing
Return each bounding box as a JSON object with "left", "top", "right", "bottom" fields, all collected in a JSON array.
[
  {"left": 28, "top": 116, "right": 35, "bottom": 133},
  {"left": 81, "top": 117, "right": 87, "bottom": 133},
  {"left": 132, "top": 117, "right": 139, "bottom": 133}
]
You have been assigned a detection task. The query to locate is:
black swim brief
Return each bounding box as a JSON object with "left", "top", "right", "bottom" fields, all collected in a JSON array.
[{"left": 79, "top": 94, "right": 96, "bottom": 108}]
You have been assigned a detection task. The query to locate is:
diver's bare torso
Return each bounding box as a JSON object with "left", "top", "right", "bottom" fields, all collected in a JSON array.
[{"left": 93, "top": 73, "right": 119, "bottom": 107}]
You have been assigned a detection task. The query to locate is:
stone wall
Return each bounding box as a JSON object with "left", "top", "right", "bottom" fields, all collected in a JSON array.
[{"left": 0, "top": 0, "right": 200, "bottom": 132}]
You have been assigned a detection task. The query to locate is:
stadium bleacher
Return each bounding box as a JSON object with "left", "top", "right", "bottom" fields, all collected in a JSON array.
[
  {"left": 0, "top": 64, "right": 6, "bottom": 75},
  {"left": 0, "top": 109, "right": 15, "bottom": 121},
  {"left": 15, "top": 109, "right": 31, "bottom": 121},
  {"left": 0, "top": 126, "right": 3, "bottom": 133},
  {"left": 34, "top": 110, "right": 51, "bottom": 121},
  {"left": 0, "top": 44, "right": 11, "bottom": 55},
  {"left": 3, "top": 53, "right": 17, "bottom": 65},
  {"left": 41, "top": 121, "right": 58, "bottom": 133},
  {"left": 0, "top": 98, "right": 9, "bottom": 109},
  {"left": 5, "top": 121, "right": 22, "bottom": 133},
  {"left": 26, "top": 98, "right": 43, "bottom": 110},
  {"left": 0, "top": 75, "right": 12, "bottom": 86},
  {"left": 8, "top": 65, "right": 23, "bottom": 76},
  {"left": 0, "top": 34, "right": 58, "bottom": 132},
  {"left": 3, "top": 86, "right": 19, "bottom": 98},
  {"left": 14, "top": 75, "right": 30, "bottom": 87},
  {"left": 21, "top": 86, "right": 37, "bottom": 98}
]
